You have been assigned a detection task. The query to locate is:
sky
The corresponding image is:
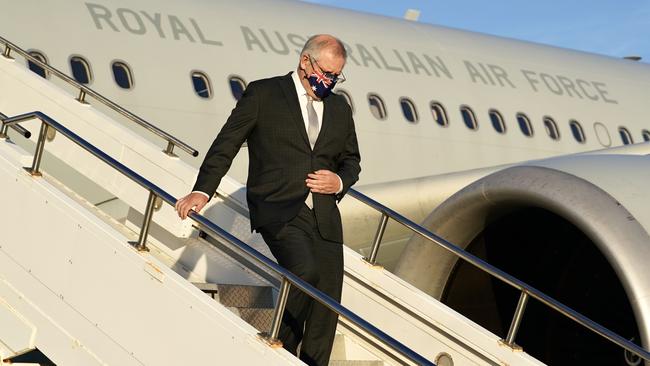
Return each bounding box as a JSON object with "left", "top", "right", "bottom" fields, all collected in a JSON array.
[{"left": 301, "top": 0, "right": 650, "bottom": 64}]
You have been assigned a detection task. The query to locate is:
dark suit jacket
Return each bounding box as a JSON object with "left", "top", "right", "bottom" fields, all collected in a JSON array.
[{"left": 193, "top": 72, "right": 361, "bottom": 243}]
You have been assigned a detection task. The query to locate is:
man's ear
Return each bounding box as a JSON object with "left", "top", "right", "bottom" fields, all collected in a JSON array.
[{"left": 299, "top": 54, "right": 309, "bottom": 72}]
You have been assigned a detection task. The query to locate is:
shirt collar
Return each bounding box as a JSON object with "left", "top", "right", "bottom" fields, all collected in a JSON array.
[{"left": 291, "top": 70, "right": 321, "bottom": 102}]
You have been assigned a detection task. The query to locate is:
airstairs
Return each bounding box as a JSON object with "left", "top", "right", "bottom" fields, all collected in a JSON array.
[{"left": 1, "top": 37, "right": 649, "bottom": 366}]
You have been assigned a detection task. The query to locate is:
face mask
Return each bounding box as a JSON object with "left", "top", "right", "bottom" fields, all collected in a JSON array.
[{"left": 307, "top": 71, "right": 337, "bottom": 99}]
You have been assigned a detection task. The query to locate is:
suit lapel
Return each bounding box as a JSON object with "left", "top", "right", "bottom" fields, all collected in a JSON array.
[{"left": 278, "top": 73, "right": 310, "bottom": 149}]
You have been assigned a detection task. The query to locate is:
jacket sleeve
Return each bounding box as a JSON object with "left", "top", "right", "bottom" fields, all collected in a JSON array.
[
  {"left": 192, "top": 82, "right": 259, "bottom": 197},
  {"left": 335, "top": 102, "right": 361, "bottom": 201}
]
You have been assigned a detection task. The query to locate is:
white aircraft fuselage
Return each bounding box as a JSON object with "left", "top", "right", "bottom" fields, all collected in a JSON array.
[{"left": 2, "top": 0, "right": 649, "bottom": 186}]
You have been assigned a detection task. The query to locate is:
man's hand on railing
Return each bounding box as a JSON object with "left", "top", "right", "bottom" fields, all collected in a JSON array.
[{"left": 175, "top": 192, "right": 209, "bottom": 219}]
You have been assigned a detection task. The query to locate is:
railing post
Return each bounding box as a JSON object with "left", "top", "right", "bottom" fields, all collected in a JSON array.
[
  {"left": 2, "top": 45, "right": 13, "bottom": 59},
  {"left": 364, "top": 212, "right": 389, "bottom": 265},
  {"left": 259, "top": 277, "right": 290, "bottom": 347},
  {"left": 25, "top": 121, "right": 49, "bottom": 176},
  {"left": 131, "top": 191, "right": 157, "bottom": 252},
  {"left": 0, "top": 113, "right": 8, "bottom": 139},
  {"left": 503, "top": 291, "right": 529, "bottom": 349},
  {"left": 76, "top": 89, "right": 88, "bottom": 104},
  {"left": 163, "top": 141, "right": 176, "bottom": 157}
]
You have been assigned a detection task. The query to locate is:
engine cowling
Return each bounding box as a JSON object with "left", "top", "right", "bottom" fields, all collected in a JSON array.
[{"left": 395, "top": 153, "right": 650, "bottom": 365}]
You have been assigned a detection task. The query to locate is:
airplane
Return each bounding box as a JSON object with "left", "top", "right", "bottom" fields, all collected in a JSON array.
[{"left": 0, "top": 0, "right": 649, "bottom": 365}]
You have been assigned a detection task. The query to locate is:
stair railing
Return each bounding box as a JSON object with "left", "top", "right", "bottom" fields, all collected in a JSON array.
[
  {"left": 1, "top": 111, "right": 434, "bottom": 366},
  {"left": 0, "top": 111, "right": 30, "bottom": 139},
  {"left": 347, "top": 188, "right": 650, "bottom": 363},
  {"left": 0, "top": 36, "right": 198, "bottom": 158}
]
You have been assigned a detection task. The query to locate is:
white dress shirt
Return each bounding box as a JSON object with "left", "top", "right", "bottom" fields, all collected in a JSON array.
[
  {"left": 292, "top": 71, "right": 324, "bottom": 138},
  {"left": 290, "top": 71, "right": 343, "bottom": 196},
  {"left": 193, "top": 71, "right": 342, "bottom": 200}
]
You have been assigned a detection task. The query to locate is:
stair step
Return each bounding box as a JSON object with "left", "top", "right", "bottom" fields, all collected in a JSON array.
[
  {"left": 329, "top": 333, "right": 385, "bottom": 365},
  {"left": 194, "top": 283, "right": 276, "bottom": 331},
  {"left": 329, "top": 333, "right": 348, "bottom": 360},
  {"left": 193, "top": 282, "right": 219, "bottom": 298},
  {"left": 195, "top": 284, "right": 384, "bottom": 365},
  {"left": 193, "top": 283, "right": 274, "bottom": 308},
  {"left": 227, "top": 307, "right": 275, "bottom": 333}
]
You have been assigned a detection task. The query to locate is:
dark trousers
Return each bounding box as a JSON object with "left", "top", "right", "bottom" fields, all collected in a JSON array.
[{"left": 258, "top": 204, "right": 344, "bottom": 366}]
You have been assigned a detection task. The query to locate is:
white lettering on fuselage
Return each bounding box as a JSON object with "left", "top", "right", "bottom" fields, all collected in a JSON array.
[
  {"left": 85, "top": 3, "right": 619, "bottom": 104},
  {"left": 521, "top": 69, "right": 618, "bottom": 104},
  {"left": 85, "top": 3, "right": 223, "bottom": 46}
]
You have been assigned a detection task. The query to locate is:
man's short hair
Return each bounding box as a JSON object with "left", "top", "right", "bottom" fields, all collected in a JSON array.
[{"left": 300, "top": 34, "right": 347, "bottom": 61}]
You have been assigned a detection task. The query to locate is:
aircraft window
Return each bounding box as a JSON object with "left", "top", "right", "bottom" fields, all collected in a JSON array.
[
  {"left": 517, "top": 113, "right": 534, "bottom": 137},
  {"left": 368, "top": 94, "right": 387, "bottom": 120},
  {"left": 430, "top": 102, "right": 448, "bottom": 127},
  {"left": 543, "top": 117, "right": 560, "bottom": 140},
  {"left": 27, "top": 51, "right": 48, "bottom": 79},
  {"left": 593, "top": 122, "right": 611, "bottom": 147},
  {"left": 336, "top": 89, "right": 355, "bottom": 114},
  {"left": 191, "top": 71, "right": 212, "bottom": 99},
  {"left": 112, "top": 61, "right": 133, "bottom": 89},
  {"left": 228, "top": 76, "right": 247, "bottom": 101},
  {"left": 643, "top": 129, "right": 650, "bottom": 142},
  {"left": 400, "top": 97, "right": 418, "bottom": 123},
  {"left": 70, "top": 56, "right": 92, "bottom": 84},
  {"left": 569, "top": 120, "right": 586, "bottom": 143},
  {"left": 460, "top": 106, "right": 478, "bottom": 130},
  {"left": 619, "top": 127, "right": 633, "bottom": 145},
  {"left": 489, "top": 109, "right": 506, "bottom": 134}
]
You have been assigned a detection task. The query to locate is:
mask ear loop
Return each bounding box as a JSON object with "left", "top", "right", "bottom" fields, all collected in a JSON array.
[{"left": 302, "top": 55, "right": 327, "bottom": 81}]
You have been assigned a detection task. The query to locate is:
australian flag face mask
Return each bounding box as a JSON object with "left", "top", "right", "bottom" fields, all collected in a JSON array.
[{"left": 307, "top": 71, "right": 337, "bottom": 99}]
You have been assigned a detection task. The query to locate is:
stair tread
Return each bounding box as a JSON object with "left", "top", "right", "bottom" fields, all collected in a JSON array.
[
  {"left": 234, "top": 307, "right": 274, "bottom": 333},
  {"left": 197, "top": 284, "right": 384, "bottom": 365},
  {"left": 193, "top": 283, "right": 275, "bottom": 308}
]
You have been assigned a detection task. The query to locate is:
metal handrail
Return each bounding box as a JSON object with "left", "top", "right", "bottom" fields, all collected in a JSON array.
[
  {"left": 0, "top": 112, "right": 31, "bottom": 139},
  {"left": 347, "top": 188, "right": 650, "bottom": 362},
  {"left": 0, "top": 36, "right": 198, "bottom": 157},
  {"left": 1, "top": 111, "right": 434, "bottom": 366}
]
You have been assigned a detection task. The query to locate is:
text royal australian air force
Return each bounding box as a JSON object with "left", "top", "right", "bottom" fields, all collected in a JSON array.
[{"left": 85, "top": 2, "right": 618, "bottom": 104}]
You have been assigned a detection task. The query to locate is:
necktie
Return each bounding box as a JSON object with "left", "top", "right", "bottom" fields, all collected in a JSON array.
[
  {"left": 307, "top": 97, "right": 319, "bottom": 149},
  {"left": 306, "top": 97, "right": 319, "bottom": 208}
]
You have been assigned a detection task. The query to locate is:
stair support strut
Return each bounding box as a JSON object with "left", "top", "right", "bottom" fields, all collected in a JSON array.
[
  {"left": 258, "top": 277, "right": 291, "bottom": 348},
  {"left": 364, "top": 212, "right": 388, "bottom": 265}
]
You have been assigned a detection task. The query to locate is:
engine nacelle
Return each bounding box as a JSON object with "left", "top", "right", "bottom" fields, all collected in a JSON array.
[{"left": 395, "top": 153, "right": 650, "bottom": 365}]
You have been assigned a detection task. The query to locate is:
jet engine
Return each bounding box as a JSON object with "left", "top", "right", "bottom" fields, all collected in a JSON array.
[{"left": 395, "top": 153, "right": 650, "bottom": 365}]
